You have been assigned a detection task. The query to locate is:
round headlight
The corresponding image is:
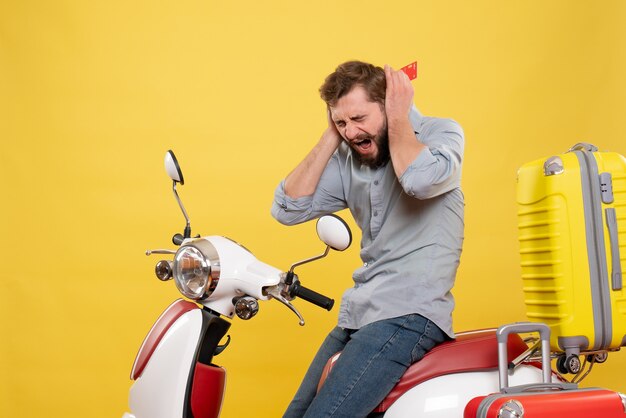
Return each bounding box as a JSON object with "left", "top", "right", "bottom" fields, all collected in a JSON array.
[{"left": 173, "top": 246, "right": 211, "bottom": 300}]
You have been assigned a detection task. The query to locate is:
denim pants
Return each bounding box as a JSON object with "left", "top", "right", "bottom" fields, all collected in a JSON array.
[{"left": 283, "top": 314, "right": 447, "bottom": 418}]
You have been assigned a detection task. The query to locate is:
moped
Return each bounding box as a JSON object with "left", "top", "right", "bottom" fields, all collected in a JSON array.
[{"left": 123, "top": 151, "right": 626, "bottom": 418}]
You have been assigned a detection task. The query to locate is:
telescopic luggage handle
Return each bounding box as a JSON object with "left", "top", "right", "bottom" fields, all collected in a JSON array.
[{"left": 496, "top": 322, "right": 552, "bottom": 390}]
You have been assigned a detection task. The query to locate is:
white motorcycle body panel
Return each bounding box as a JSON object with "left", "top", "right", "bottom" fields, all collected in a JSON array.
[
  {"left": 383, "top": 365, "right": 549, "bottom": 417},
  {"left": 198, "top": 236, "right": 282, "bottom": 317},
  {"left": 125, "top": 309, "right": 203, "bottom": 418}
]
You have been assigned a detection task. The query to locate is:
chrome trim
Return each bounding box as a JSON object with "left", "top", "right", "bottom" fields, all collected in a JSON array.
[
  {"left": 172, "top": 181, "right": 191, "bottom": 233},
  {"left": 173, "top": 239, "right": 221, "bottom": 299},
  {"left": 288, "top": 246, "right": 330, "bottom": 274},
  {"left": 498, "top": 400, "right": 524, "bottom": 418},
  {"left": 278, "top": 272, "right": 296, "bottom": 301},
  {"left": 509, "top": 340, "right": 541, "bottom": 371},
  {"left": 187, "top": 239, "right": 221, "bottom": 293},
  {"left": 145, "top": 249, "right": 177, "bottom": 255},
  {"left": 265, "top": 285, "right": 305, "bottom": 326},
  {"left": 234, "top": 296, "right": 259, "bottom": 320},
  {"left": 154, "top": 260, "right": 173, "bottom": 281}
]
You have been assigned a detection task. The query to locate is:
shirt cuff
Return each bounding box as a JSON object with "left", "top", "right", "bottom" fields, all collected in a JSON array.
[
  {"left": 399, "top": 146, "right": 438, "bottom": 181},
  {"left": 274, "top": 180, "right": 314, "bottom": 211}
]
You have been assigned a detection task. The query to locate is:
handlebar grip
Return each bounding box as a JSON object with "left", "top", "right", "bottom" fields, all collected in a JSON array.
[{"left": 291, "top": 282, "right": 334, "bottom": 311}]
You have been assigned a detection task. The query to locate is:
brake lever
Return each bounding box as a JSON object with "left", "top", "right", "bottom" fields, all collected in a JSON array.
[
  {"left": 266, "top": 285, "right": 305, "bottom": 326},
  {"left": 145, "top": 249, "right": 176, "bottom": 256}
]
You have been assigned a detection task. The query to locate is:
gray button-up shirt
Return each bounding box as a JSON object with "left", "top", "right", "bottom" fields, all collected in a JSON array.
[{"left": 271, "top": 106, "right": 464, "bottom": 337}]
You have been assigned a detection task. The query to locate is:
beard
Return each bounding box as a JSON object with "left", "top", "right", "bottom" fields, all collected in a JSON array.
[{"left": 349, "top": 120, "right": 390, "bottom": 169}]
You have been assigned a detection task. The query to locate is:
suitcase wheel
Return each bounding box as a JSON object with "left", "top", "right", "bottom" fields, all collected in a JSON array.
[
  {"left": 586, "top": 352, "right": 608, "bottom": 364},
  {"left": 556, "top": 354, "right": 581, "bottom": 374}
]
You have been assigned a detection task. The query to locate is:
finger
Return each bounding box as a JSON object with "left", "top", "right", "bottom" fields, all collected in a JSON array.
[
  {"left": 390, "top": 68, "right": 410, "bottom": 92},
  {"left": 327, "top": 107, "right": 337, "bottom": 128},
  {"left": 398, "top": 68, "right": 410, "bottom": 82},
  {"left": 391, "top": 68, "right": 403, "bottom": 85},
  {"left": 398, "top": 71, "right": 411, "bottom": 92},
  {"left": 385, "top": 64, "right": 394, "bottom": 90},
  {"left": 392, "top": 67, "right": 408, "bottom": 83}
]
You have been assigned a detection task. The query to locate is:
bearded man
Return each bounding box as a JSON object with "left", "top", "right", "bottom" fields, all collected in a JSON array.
[{"left": 271, "top": 60, "right": 465, "bottom": 418}]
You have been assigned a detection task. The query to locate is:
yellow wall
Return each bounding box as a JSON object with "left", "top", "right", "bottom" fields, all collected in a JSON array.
[{"left": 1, "top": 1, "right": 625, "bottom": 417}]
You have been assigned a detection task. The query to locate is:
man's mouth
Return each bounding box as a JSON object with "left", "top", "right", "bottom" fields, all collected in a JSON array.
[{"left": 352, "top": 138, "right": 372, "bottom": 152}]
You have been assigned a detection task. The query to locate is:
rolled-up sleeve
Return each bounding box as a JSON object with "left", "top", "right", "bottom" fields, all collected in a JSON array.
[
  {"left": 271, "top": 152, "right": 347, "bottom": 225},
  {"left": 399, "top": 119, "right": 464, "bottom": 200}
]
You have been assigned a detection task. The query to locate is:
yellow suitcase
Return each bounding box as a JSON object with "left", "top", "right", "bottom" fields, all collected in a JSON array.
[{"left": 517, "top": 143, "right": 626, "bottom": 369}]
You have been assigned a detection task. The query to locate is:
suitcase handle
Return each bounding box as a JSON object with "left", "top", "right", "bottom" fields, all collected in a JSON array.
[
  {"left": 568, "top": 142, "right": 598, "bottom": 152},
  {"left": 496, "top": 322, "right": 552, "bottom": 390}
]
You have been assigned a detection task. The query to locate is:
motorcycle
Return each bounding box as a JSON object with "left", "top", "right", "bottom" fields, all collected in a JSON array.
[{"left": 123, "top": 151, "right": 626, "bottom": 418}]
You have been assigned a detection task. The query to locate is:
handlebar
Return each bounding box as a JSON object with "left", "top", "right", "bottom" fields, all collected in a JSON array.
[{"left": 290, "top": 282, "right": 334, "bottom": 311}]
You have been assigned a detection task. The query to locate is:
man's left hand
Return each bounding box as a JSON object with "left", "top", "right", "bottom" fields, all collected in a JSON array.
[{"left": 384, "top": 64, "right": 414, "bottom": 123}]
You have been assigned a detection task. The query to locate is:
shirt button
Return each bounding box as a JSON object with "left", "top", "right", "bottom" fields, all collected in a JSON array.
[
  {"left": 373, "top": 211, "right": 378, "bottom": 217},
  {"left": 374, "top": 180, "right": 379, "bottom": 185}
]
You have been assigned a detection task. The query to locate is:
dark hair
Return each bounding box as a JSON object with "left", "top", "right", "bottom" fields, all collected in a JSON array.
[{"left": 319, "top": 61, "right": 386, "bottom": 107}]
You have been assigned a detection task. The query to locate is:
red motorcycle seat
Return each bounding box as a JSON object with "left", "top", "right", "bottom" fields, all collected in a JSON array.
[{"left": 317, "top": 328, "right": 530, "bottom": 413}]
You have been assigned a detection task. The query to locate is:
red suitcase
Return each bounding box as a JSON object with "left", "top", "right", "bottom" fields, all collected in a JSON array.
[
  {"left": 465, "top": 388, "right": 626, "bottom": 417},
  {"left": 464, "top": 323, "right": 626, "bottom": 417}
]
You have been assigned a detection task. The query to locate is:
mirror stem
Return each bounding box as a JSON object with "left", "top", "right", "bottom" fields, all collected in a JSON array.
[
  {"left": 288, "top": 246, "right": 330, "bottom": 275},
  {"left": 172, "top": 180, "right": 191, "bottom": 238}
]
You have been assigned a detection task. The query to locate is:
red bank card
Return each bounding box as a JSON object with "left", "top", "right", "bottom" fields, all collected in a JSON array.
[{"left": 400, "top": 61, "right": 418, "bottom": 80}]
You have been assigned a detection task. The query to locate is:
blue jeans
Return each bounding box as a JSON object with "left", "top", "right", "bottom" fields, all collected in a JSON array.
[{"left": 283, "top": 314, "right": 447, "bottom": 418}]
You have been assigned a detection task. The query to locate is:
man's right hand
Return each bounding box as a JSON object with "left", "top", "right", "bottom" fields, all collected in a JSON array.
[
  {"left": 325, "top": 107, "right": 343, "bottom": 146},
  {"left": 283, "top": 109, "right": 343, "bottom": 199}
]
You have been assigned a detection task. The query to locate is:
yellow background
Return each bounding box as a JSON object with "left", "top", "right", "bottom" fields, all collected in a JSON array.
[{"left": 1, "top": 1, "right": 625, "bottom": 417}]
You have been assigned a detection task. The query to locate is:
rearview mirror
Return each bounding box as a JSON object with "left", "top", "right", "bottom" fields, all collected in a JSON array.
[
  {"left": 316, "top": 215, "right": 352, "bottom": 251},
  {"left": 164, "top": 150, "right": 191, "bottom": 242},
  {"left": 165, "top": 150, "right": 184, "bottom": 184}
]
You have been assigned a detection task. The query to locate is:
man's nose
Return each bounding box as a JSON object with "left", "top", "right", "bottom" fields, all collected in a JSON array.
[{"left": 344, "top": 124, "right": 358, "bottom": 140}]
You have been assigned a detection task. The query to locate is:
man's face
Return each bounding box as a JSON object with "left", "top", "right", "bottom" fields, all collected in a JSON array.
[{"left": 330, "top": 86, "right": 389, "bottom": 168}]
